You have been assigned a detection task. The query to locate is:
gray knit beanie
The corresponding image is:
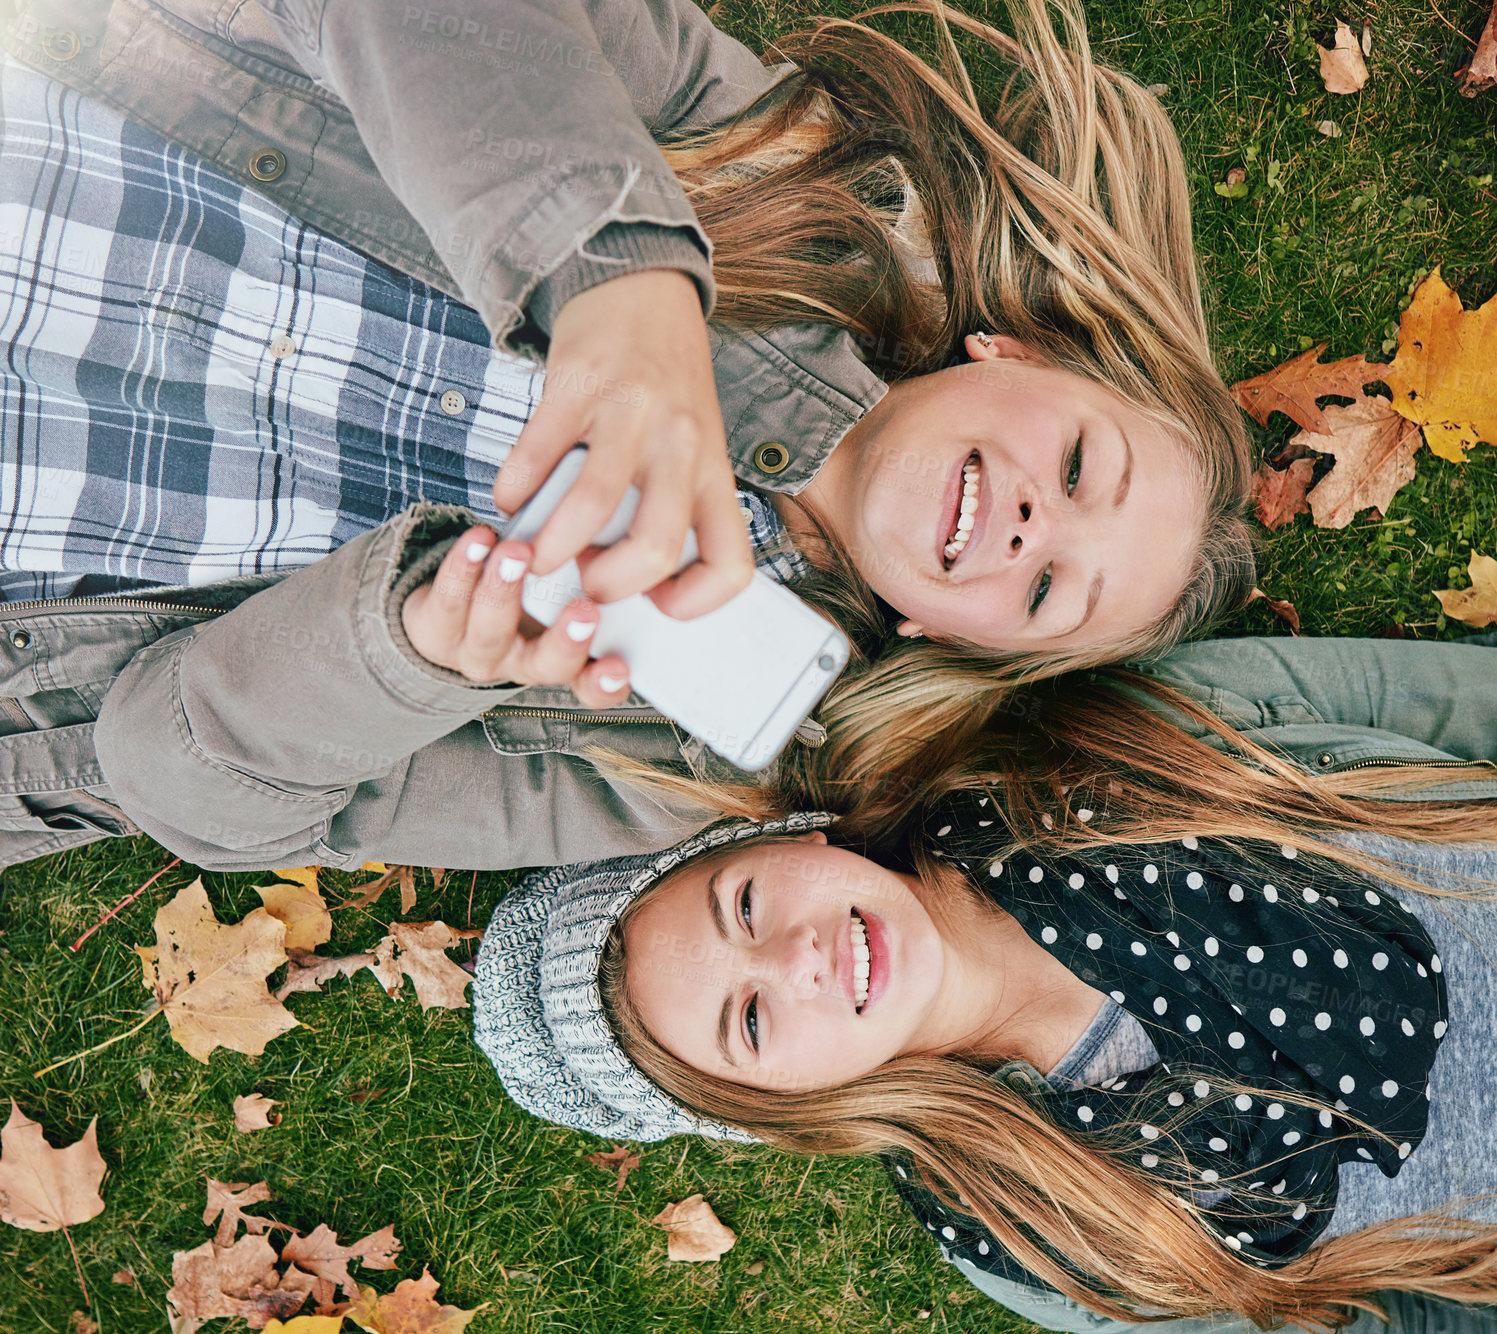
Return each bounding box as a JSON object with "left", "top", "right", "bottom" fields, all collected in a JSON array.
[{"left": 471, "top": 813, "right": 835, "bottom": 1143}]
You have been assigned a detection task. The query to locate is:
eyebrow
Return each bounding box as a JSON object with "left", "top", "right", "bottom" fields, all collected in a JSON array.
[
  {"left": 708, "top": 869, "right": 741, "bottom": 1068},
  {"left": 1061, "top": 570, "right": 1104, "bottom": 638},
  {"left": 1113, "top": 430, "right": 1134, "bottom": 510}
]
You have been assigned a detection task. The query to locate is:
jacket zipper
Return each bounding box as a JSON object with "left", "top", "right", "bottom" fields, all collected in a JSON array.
[
  {"left": 1326, "top": 755, "right": 1497, "bottom": 774},
  {"left": 482, "top": 704, "right": 830, "bottom": 748},
  {"left": 1, "top": 594, "right": 226, "bottom": 617}
]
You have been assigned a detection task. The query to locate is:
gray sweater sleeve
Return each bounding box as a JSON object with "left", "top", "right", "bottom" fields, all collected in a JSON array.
[{"left": 255, "top": 0, "right": 784, "bottom": 346}]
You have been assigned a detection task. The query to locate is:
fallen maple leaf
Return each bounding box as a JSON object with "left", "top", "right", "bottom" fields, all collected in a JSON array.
[
  {"left": 336, "top": 866, "right": 411, "bottom": 912},
  {"left": 136, "top": 880, "right": 299, "bottom": 1063},
  {"left": 1231, "top": 344, "right": 1383, "bottom": 434},
  {"left": 1457, "top": 1, "right": 1496, "bottom": 95},
  {"left": 281, "top": 1224, "right": 401, "bottom": 1312},
  {"left": 271, "top": 867, "right": 320, "bottom": 895},
  {"left": 112, "top": 1269, "right": 136, "bottom": 1285},
  {"left": 367, "top": 922, "right": 473, "bottom": 1011},
  {"left": 274, "top": 949, "right": 379, "bottom": 1002},
  {"left": 0, "top": 1101, "right": 105, "bottom": 1232},
  {"left": 255, "top": 881, "right": 332, "bottom": 953},
  {"left": 345, "top": 1269, "right": 481, "bottom": 1334},
  {"left": 1382, "top": 268, "right": 1497, "bottom": 462},
  {"left": 204, "top": 1179, "right": 282, "bottom": 1248},
  {"left": 264, "top": 1318, "right": 346, "bottom": 1333},
  {"left": 650, "top": 1194, "right": 736, "bottom": 1262},
  {"left": 167, "top": 1234, "right": 311, "bottom": 1334},
  {"left": 234, "top": 1094, "right": 284, "bottom": 1132},
  {"left": 1318, "top": 20, "right": 1369, "bottom": 93},
  {"left": 1248, "top": 588, "right": 1302, "bottom": 634},
  {"left": 585, "top": 1145, "right": 641, "bottom": 1192},
  {"left": 1253, "top": 457, "right": 1318, "bottom": 530},
  {"left": 1435, "top": 552, "right": 1497, "bottom": 627},
  {"left": 70, "top": 1312, "right": 98, "bottom": 1334},
  {"left": 1298, "top": 397, "right": 1423, "bottom": 529}
]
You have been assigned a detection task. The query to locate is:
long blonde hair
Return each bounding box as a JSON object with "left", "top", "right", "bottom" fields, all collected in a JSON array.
[
  {"left": 598, "top": 836, "right": 1497, "bottom": 1330},
  {"left": 661, "top": 0, "right": 1258, "bottom": 668}
]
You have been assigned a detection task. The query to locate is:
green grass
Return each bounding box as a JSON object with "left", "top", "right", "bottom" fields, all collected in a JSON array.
[{"left": 3, "top": 0, "right": 1497, "bottom": 1330}]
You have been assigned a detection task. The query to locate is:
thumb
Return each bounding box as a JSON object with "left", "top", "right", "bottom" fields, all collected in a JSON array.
[{"left": 493, "top": 396, "right": 587, "bottom": 515}]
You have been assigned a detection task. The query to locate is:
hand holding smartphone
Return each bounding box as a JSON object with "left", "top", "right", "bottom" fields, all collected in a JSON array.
[{"left": 504, "top": 448, "right": 849, "bottom": 772}]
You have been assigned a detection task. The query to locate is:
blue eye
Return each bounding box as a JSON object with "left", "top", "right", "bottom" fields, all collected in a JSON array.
[
  {"left": 1066, "top": 439, "right": 1083, "bottom": 496},
  {"left": 738, "top": 880, "right": 754, "bottom": 933},
  {"left": 745, "top": 995, "right": 760, "bottom": 1052},
  {"left": 1029, "top": 565, "right": 1053, "bottom": 616}
]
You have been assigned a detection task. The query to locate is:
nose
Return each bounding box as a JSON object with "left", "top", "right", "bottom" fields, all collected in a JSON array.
[
  {"left": 759, "top": 921, "right": 827, "bottom": 1001},
  {"left": 1001, "top": 494, "right": 1055, "bottom": 562}
]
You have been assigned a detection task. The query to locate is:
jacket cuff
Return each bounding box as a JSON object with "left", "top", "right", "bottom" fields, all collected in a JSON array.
[{"left": 524, "top": 221, "right": 714, "bottom": 337}]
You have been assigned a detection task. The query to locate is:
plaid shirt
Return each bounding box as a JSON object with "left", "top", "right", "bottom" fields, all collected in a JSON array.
[{"left": 0, "top": 57, "right": 803, "bottom": 603}]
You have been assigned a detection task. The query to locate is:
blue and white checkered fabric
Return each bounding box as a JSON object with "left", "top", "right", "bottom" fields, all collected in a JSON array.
[{"left": 0, "top": 56, "right": 804, "bottom": 603}]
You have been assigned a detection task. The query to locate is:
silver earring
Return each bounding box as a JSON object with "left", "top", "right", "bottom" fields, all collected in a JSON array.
[{"left": 973, "top": 331, "right": 994, "bottom": 348}]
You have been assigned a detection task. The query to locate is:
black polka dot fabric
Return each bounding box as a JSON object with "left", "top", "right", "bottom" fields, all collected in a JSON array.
[{"left": 888, "top": 793, "right": 1449, "bottom": 1293}]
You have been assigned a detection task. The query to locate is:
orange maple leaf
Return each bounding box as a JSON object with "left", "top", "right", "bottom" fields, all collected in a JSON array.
[
  {"left": 1231, "top": 345, "right": 1382, "bottom": 434},
  {"left": 345, "top": 1268, "right": 482, "bottom": 1333}
]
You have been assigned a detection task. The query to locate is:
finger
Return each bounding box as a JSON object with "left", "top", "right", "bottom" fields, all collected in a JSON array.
[
  {"left": 417, "top": 527, "right": 498, "bottom": 652},
  {"left": 492, "top": 396, "right": 583, "bottom": 516},
  {"left": 579, "top": 452, "right": 693, "bottom": 605},
  {"left": 458, "top": 539, "right": 529, "bottom": 676},
  {"left": 528, "top": 443, "right": 635, "bottom": 578},
  {"left": 570, "top": 654, "right": 633, "bottom": 710},
  {"left": 511, "top": 597, "right": 599, "bottom": 686},
  {"left": 646, "top": 483, "right": 756, "bottom": 620}
]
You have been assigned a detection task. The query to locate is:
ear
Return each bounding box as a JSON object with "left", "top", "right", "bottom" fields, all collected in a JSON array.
[
  {"left": 963, "top": 332, "right": 1045, "bottom": 364},
  {"left": 794, "top": 830, "right": 829, "bottom": 846},
  {"left": 895, "top": 619, "right": 925, "bottom": 638}
]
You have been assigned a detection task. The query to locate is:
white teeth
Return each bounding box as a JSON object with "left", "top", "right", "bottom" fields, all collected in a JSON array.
[
  {"left": 851, "top": 912, "right": 871, "bottom": 1008},
  {"left": 945, "top": 458, "right": 980, "bottom": 562}
]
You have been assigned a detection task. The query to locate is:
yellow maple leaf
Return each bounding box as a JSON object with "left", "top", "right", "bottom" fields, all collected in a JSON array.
[
  {"left": 1434, "top": 553, "right": 1497, "bottom": 628},
  {"left": 346, "top": 1270, "right": 481, "bottom": 1334},
  {"left": 136, "top": 881, "right": 298, "bottom": 1063},
  {"left": 271, "top": 867, "right": 320, "bottom": 894},
  {"left": 263, "top": 1318, "right": 345, "bottom": 1333},
  {"left": 254, "top": 881, "right": 332, "bottom": 953},
  {"left": 1383, "top": 268, "right": 1497, "bottom": 462},
  {"left": 0, "top": 1101, "right": 106, "bottom": 1232}
]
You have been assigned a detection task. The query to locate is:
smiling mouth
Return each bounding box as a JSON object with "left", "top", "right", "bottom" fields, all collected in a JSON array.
[
  {"left": 943, "top": 452, "right": 981, "bottom": 567},
  {"left": 851, "top": 908, "right": 872, "bottom": 1012}
]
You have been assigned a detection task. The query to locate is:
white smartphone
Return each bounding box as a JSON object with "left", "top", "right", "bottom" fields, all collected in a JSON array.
[{"left": 501, "top": 448, "right": 849, "bottom": 772}]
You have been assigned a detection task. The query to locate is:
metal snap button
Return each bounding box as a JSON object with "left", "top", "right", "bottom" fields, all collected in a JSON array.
[
  {"left": 752, "top": 441, "right": 789, "bottom": 474},
  {"left": 1315, "top": 752, "right": 1335, "bottom": 768},
  {"left": 269, "top": 334, "right": 297, "bottom": 360},
  {"left": 10, "top": 630, "right": 32, "bottom": 649},
  {"left": 248, "top": 148, "right": 287, "bottom": 182},
  {"left": 43, "top": 29, "right": 81, "bottom": 61},
  {"left": 439, "top": 389, "right": 468, "bottom": 416}
]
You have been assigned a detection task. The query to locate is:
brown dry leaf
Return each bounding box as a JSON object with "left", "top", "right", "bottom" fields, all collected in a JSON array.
[
  {"left": 585, "top": 1145, "right": 641, "bottom": 1192},
  {"left": 1318, "top": 20, "right": 1369, "bottom": 93},
  {"left": 746, "top": 1260, "right": 766, "bottom": 1275},
  {"left": 70, "top": 1312, "right": 99, "bottom": 1334},
  {"left": 136, "top": 881, "right": 299, "bottom": 1063},
  {"left": 1231, "top": 344, "right": 1383, "bottom": 434},
  {"left": 1382, "top": 268, "right": 1497, "bottom": 462},
  {"left": 1252, "top": 457, "right": 1317, "bottom": 530},
  {"left": 650, "top": 1194, "right": 736, "bottom": 1262},
  {"left": 112, "top": 1269, "right": 136, "bottom": 1285},
  {"left": 1435, "top": 553, "right": 1497, "bottom": 627},
  {"left": 255, "top": 881, "right": 332, "bottom": 953},
  {"left": 336, "top": 865, "right": 410, "bottom": 912},
  {"left": 234, "top": 1094, "right": 284, "bottom": 1132},
  {"left": 203, "top": 1179, "right": 281, "bottom": 1248},
  {"left": 274, "top": 949, "right": 379, "bottom": 1002},
  {"left": 0, "top": 1101, "right": 106, "bottom": 1232},
  {"left": 281, "top": 1224, "right": 401, "bottom": 1312},
  {"left": 398, "top": 866, "right": 418, "bottom": 915},
  {"left": 1248, "top": 588, "right": 1302, "bottom": 634},
  {"left": 345, "top": 1269, "right": 482, "bottom": 1334},
  {"left": 1457, "top": 2, "right": 1496, "bottom": 95},
  {"left": 1300, "top": 398, "right": 1423, "bottom": 529},
  {"left": 367, "top": 922, "right": 472, "bottom": 1011},
  {"left": 428, "top": 869, "right": 448, "bottom": 890},
  {"left": 166, "top": 1234, "right": 310, "bottom": 1334}
]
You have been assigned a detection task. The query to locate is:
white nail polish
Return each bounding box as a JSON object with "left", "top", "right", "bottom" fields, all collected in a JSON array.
[
  {"left": 498, "top": 557, "right": 526, "bottom": 583},
  {"left": 566, "top": 619, "right": 596, "bottom": 642},
  {"left": 599, "top": 675, "right": 627, "bottom": 692},
  {"left": 465, "top": 540, "right": 490, "bottom": 563}
]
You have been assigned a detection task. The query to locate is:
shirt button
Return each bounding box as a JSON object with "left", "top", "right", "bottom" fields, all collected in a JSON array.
[
  {"left": 249, "top": 148, "right": 287, "bottom": 182},
  {"left": 269, "top": 334, "right": 297, "bottom": 360},
  {"left": 43, "top": 29, "right": 82, "bottom": 61},
  {"left": 752, "top": 441, "right": 790, "bottom": 475},
  {"left": 439, "top": 389, "right": 468, "bottom": 416},
  {"left": 10, "top": 630, "right": 33, "bottom": 649}
]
